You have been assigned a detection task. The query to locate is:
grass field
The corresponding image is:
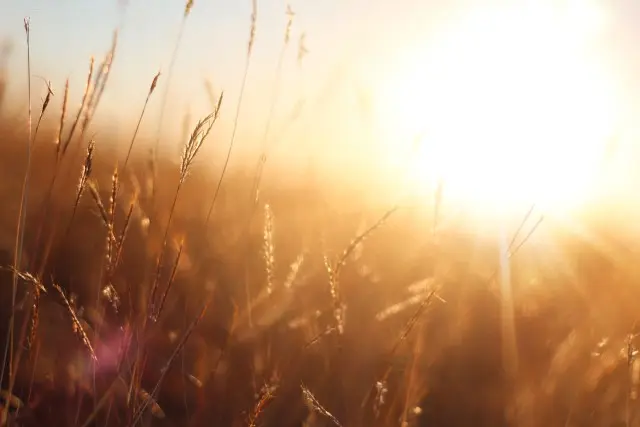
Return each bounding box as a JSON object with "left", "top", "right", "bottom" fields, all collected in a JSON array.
[{"left": 0, "top": 2, "right": 639, "bottom": 427}]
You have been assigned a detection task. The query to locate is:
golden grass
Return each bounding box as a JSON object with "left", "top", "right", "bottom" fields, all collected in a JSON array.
[
  {"left": 1, "top": 3, "right": 640, "bottom": 427},
  {"left": 0, "top": 109, "right": 638, "bottom": 426}
]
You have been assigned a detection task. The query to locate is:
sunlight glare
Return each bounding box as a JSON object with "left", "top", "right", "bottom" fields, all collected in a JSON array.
[{"left": 376, "top": 1, "right": 619, "bottom": 216}]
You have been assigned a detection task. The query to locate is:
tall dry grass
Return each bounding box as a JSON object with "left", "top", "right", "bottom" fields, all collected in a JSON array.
[{"left": 1, "top": 2, "right": 640, "bottom": 427}]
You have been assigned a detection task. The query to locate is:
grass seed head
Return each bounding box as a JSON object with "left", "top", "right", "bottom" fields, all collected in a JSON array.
[
  {"left": 74, "top": 139, "right": 96, "bottom": 211},
  {"left": 263, "top": 203, "right": 275, "bottom": 294},
  {"left": 185, "top": 0, "right": 194, "bottom": 17},
  {"left": 298, "top": 33, "right": 308, "bottom": 65},
  {"left": 285, "top": 4, "right": 295, "bottom": 44},
  {"left": 56, "top": 78, "right": 69, "bottom": 154},
  {"left": 53, "top": 284, "right": 98, "bottom": 362},
  {"left": 149, "top": 71, "right": 160, "bottom": 96},
  {"left": 248, "top": 0, "right": 258, "bottom": 56},
  {"left": 179, "top": 108, "right": 221, "bottom": 183},
  {"left": 40, "top": 79, "right": 54, "bottom": 116}
]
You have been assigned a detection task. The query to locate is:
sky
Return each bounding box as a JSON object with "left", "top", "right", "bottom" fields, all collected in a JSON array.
[
  {"left": 0, "top": 0, "right": 442, "bottom": 174},
  {"left": 3, "top": 0, "right": 640, "bottom": 202}
]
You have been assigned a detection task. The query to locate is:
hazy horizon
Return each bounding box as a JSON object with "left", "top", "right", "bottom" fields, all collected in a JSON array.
[{"left": 0, "top": 1, "right": 437, "bottom": 155}]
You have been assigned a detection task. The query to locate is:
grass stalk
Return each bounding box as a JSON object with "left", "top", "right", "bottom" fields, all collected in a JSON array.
[
  {"left": 1, "top": 20, "right": 32, "bottom": 422},
  {"left": 148, "top": 109, "right": 219, "bottom": 321},
  {"left": 129, "top": 293, "right": 212, "bottom": 427},
  {"left": 122, "top": 71, "right": 160, "bottom": 172},
  {"left": 31, "top": 58, "right": 94, "bottom": 271},
  {"left": 248, "top": 4, "right": 293, "bottom": 211},
  {"left": 203, "top": 0, "right": 258, "bottom": 227},
  {"left": 150, "top": 1, "right": 193, "bottom": 208}
]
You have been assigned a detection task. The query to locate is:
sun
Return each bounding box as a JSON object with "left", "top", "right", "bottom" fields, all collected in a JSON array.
[{"left": 375, "top": 1, "right": 620, "bottom": 217}]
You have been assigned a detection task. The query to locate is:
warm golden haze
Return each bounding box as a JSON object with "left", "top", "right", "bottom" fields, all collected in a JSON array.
[
  {"left": 1, "top": 0, "right": 640, "bottom": 426},
  {"left": 375, "top": 1, "right": 620, "bottom": 215}
]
